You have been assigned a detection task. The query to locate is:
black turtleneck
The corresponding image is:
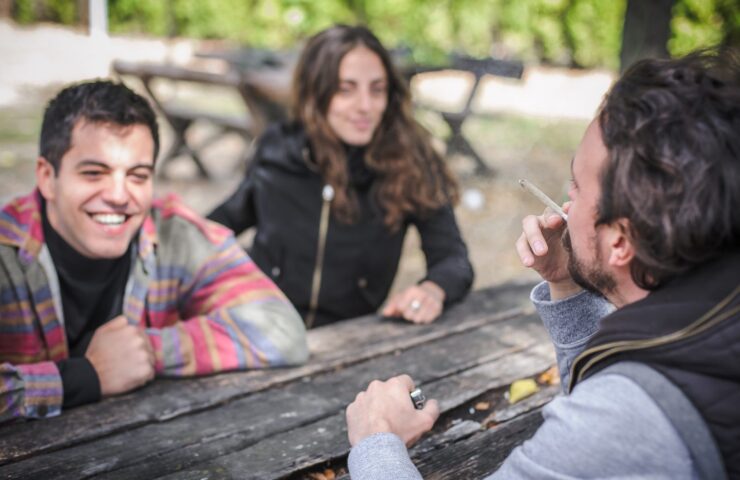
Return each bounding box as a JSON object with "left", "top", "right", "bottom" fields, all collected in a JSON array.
[{"left": 42, "top": 203, "right": 132, "bottom": 408}]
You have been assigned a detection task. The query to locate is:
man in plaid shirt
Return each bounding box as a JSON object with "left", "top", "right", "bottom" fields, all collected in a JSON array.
[{"left": 0, "top": 80, "right": 308, "bottom": 422}]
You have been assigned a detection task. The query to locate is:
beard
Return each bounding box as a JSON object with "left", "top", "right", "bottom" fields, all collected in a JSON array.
[{"left": 562, "top": 228, "right": 617, "bottom": 296}]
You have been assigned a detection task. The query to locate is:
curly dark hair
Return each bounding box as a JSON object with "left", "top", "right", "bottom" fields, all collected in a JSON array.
[
  {"left": 596, "top": 48, "right": 740, "bottom": 289},
  {"left": 292, "top": 24, "right": 458, "bottom": 230},
  {"left": 40, "top": 80, "right": 159, "bottom": 173}
]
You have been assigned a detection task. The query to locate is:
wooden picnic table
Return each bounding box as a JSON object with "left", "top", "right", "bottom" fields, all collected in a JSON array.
[
  {"left": 401, "top": 54, "right": 524, "bottom": 175},
  {"left": 0, "top": 282, "right": 558, "bottom": 479},
  {"left": 112, "top": 59, "right": 289, "bottom": 178}
]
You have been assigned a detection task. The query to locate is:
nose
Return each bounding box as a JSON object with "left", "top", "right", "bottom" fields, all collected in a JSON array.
[
  {"left": 357, "top": 89, "right": 372, "bottom": 112},
  {"left": 102, "top": 172, "right": 129, "bottom": 206}
]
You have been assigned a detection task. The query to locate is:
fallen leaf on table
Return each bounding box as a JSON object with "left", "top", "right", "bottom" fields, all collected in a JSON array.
[
  {"left": 474, "top": 401, "right": 490, "bottom": 411},
  {"left": 307, "top": 469, "right": 336, "bottom": 480},
  {"left": 508, "top": 378, "right": 539, "bottom": 404},
  {"left": 538, "top": 365, "right": 560, "bottom": 386}
]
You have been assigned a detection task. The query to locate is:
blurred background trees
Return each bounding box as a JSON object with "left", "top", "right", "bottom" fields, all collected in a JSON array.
[{"left": 3, "top": 0, "right": 738, "bottom": 70}]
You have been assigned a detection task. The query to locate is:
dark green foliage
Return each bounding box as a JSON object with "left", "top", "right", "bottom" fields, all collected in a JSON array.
[{"left": 8, "top": 0, "right": 739, "bottom": 69}]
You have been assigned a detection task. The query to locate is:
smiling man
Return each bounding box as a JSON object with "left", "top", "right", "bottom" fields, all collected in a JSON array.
[
  {"left": 0, "top": 81, "right": 308, "bottom": 422},
  {"left": 345, "top": 50, "right": 739, "bottom": 478}
]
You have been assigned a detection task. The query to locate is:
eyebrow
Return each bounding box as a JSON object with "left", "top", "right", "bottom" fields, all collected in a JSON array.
[
  {"left": 75, "top": 160, "right": 154, "bottom": 171},
  {"left": 338, "top": 78, "right": 387, "bottom": 85}
]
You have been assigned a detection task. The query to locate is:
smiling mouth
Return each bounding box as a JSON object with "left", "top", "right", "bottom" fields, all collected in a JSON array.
[{"left": 91, "top": 213, "right": 128, "bottom": 226}]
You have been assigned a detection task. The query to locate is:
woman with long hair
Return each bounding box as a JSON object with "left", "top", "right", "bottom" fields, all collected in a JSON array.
[{"left": 208, "top": 24, "right": 473, "bottom": 328}]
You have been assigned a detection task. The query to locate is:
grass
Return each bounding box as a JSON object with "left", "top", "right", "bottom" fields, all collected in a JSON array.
[{"left": 0, "top": 105, "right": 43, "bottom": 143}]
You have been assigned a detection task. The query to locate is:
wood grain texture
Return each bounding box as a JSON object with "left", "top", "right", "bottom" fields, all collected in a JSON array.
[
  {"left": 0, "top": 283, "right": 553, "bottom": 480},
  {"left": 0, "top": 283, "right": 534, "bottom": 465}
]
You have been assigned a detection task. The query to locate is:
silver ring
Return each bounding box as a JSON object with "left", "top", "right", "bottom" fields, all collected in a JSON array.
[
  {"left": 410, "top": 388, "right": 426, "bottom": 410},
  {"left": 410, "top": 299, "right": 421, "bottom": 311}
]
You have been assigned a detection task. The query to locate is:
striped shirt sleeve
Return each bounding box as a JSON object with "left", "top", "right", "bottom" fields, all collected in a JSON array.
[
  {"left": 145, "top": 219, "right": 308, "bottom": 377},
  {"left": 0, "top": 361, "right": 63, "bottom": 421}
]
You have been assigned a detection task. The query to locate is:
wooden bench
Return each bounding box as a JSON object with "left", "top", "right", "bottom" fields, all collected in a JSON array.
[
  {"left": 112, "top": 60, "right": 287, "bottom": 178},
  {"left": 404, "top": 54, "right": 524, "bottom": 175},
  {"left": 0, "top": 282, "right": 558, "bottom": 479}
]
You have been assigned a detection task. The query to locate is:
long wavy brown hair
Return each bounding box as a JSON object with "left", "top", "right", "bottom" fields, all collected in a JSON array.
[{"left": 292, "top": 24, "right": 459, "bottom": 231}]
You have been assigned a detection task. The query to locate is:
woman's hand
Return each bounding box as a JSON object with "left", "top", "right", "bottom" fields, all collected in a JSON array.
[{"left": 382, "top": 281, "right": 446, "bottom": 324}]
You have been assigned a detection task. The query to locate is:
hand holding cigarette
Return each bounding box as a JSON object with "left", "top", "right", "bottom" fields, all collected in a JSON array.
[
  {"left": 516, "top": 179, "right": 581, "bottom": 299},
  {"left": 518, "top": 179, "right": 568, "bottom": 221}
]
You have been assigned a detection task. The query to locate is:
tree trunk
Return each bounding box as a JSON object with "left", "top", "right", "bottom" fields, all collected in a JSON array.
[
  {"left": 0, "top": 0, "right": 11, "bottom": 18},
  {"left": 619, "top": 0, "right": 675, "bottom": 72},
  {"left": 77, "top": 0, "right": 88, "bottom": 27}
]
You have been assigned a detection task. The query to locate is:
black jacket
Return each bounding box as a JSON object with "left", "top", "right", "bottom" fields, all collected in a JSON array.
[
  {"left": 572, "top": 252, "right": 740, "bottom": 477},
  {"left": 208, "top": 122, "right": 474, "bottom": 327}
]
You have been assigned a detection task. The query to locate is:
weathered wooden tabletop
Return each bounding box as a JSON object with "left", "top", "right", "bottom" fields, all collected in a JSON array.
[{"left": 0, "top": 282, "right": 558, "bottom": 479}]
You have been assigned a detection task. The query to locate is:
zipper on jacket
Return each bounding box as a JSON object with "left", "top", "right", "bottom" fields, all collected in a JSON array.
[{"left": 305, "top": 184, "right": 334, "bottom": 328}]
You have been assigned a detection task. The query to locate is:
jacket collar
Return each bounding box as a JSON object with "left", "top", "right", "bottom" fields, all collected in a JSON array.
[{"left": 568, "top": 251, "right": 740, "bottom": 391}]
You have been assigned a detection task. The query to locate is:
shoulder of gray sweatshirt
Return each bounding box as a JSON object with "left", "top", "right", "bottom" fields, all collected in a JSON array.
[{"left": 347, "top": 282, "right": 699, "bottom": 479}]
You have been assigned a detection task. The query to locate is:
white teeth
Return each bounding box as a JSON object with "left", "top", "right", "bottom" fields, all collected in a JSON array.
[{"left": 92, "top": 213, "right": 126, "bottom": 226}]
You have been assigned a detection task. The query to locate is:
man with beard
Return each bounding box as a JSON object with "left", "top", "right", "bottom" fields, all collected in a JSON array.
[
  {"left": 343, "top": 50, "right": 739, "bottom": 478},
  {"left": 0, "top": 80, "right": 308, "bottom": 423}
]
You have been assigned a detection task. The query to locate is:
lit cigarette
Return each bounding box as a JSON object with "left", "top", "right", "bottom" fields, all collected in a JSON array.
[{"left": 518, "top": 179, "right": 568, "bottom": 221}]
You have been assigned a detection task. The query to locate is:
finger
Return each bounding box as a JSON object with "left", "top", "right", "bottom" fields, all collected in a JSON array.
[
  {"left": 102, "top": 315, "right": 129, "bottom": 331},
  {"left": 521, "top": 215, "right": 549, "bottom": 256},
  {"left": 544, "top": 211, "right": 565, "bottom": 229},
  {"left": 353, "top": 390, "right": 364, "bottom": 403},
  {"left": 367, "top": 379, "right": 385, "bottom": 393},
  {"left": 397, "top": 285, "right": 441, "bottom": 322},
  {"left": 381, "top": 293, "right": 401, "bottom": 315},
  {"left": 404, "top": 299, "right": 428, "bottom": 323},
  {"left": 394, "top": 374, "right": 416, "bottom": 392},
  {"left": 402, "top": 293, "right": 421, "bottom": 321},
  {"left": 409, "top": 296, "right": 439, "bottom": 324},
  {"left": 144, "top": 362, "right": 155, "bottom": 382},
  {"left": 422, "top": 398, "right": 440, "bottom": 423},
  {"left": 421, "top": 300, "right": 442, "bottom": 323},
  {"left": 384, "top": 290, "right": 411, "bottom": 316},
  {"left": 145, "top": 342, "right": 156, "bottom": 367},
  {"left": 141, "top": 332, "right": 154, "bottom": 355},
  {"left": 396, "top": 288, "right": 418, "bottom": 313},
  {"left": 516, "top": 232, "right": 536, "bottom": 267}
]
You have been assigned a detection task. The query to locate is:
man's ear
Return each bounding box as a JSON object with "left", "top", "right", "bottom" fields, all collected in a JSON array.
[
  {"left": 606, "top": 219, "right": 635, "bottom": 267},
  {"left": 36, "top": 157, "right": 55, "bottom": 201}
]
